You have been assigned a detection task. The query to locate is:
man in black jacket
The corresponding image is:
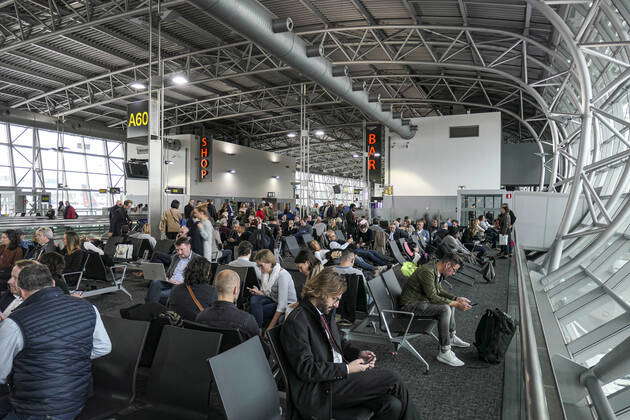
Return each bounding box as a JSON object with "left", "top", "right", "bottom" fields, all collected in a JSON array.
[
  {"left": 280, "top": 268, "right": 420, "bottom": 420},
  {"left": 110, "top": 200, "right": 132, "bottom": 237},
  {"left": 183, "top": 199, "right": 196, "bottom": 219}
]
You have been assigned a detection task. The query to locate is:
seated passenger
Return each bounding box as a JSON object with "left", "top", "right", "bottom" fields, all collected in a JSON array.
[
  {"left": 145, "top": 237, "right": 202, "bottom": 305},
  {"left": 38, "top": 252, "right": 70, "bottom": 294},
  {"left": 441, "top": 226, "right": 478, "bottom": 264},
  {"left": 415, "top": 220, "right": 430, "bottom": 246},
  {"left": 326, "top": 230, "right": 385, "bottom": 275},
  {"left": 168, "top": 257, "right": 217, "bottom": 321},
  {"left": 60, "top": 231, "right": 85, "bottom": 286},
  {"left": 281, "top": 268, "right": 420, "bottom": 420},
  {"left": 387, "top": 222, "right": 409, "bottom": 241},
  {"left": 129, "top": 223, "right": 157, "bottom": 249},
  {"left": 308, "top": 240, "right": 329, "bottom": 264},
  {"left": 400, "top": 253, "right": 472, "bottom": 367},
  {"left": 0, "top": 229, "right": 24, "bottom": 287},
  {"left": 248, "top": 249, "right": 297, "bottom": 331},
  {"left": 0, "top": 260, "right": 37, "bottom": 320},
  {"left": 295, "top": 250, "right": 323, "bottom": 282},
  {"left": 196, "top": 269, "right": 260, "bottom": 341},
  {"left": 25, "top": 227, "right": 57, "bottom": 260},
  {"left": 0, "top": 263, "right": 111, "bottom": 419}
]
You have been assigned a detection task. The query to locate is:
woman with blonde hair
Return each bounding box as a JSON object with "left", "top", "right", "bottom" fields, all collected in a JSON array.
[
  {"left": 60, "top": 231, "right": 84, "bottom": 284},
  {"left": 248, "top": 249, "right": 297, "bottom": 331}
]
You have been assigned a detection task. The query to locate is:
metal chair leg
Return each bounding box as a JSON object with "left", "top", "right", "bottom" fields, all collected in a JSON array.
[{"left": 400, "top": 339, "right": 430, "bottom": 374}]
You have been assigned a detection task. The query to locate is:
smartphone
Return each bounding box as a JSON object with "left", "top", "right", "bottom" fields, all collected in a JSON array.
[
  {"left": 470, "top": 303, "right": 478, "bottom": 307},
  {"left": 362, "top": 354, "right": 375, "bottom": 363}
]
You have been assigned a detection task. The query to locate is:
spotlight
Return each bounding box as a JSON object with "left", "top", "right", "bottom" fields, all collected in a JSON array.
[
  {"left": 130, "top": 82, "right": 146, "bottom": 90},
  {"left": 287, "top": 132, "right": 297, "bottom": 138},
  {"left": 227, "top": 169, "right": 236, "bottom": 174},
  {"left": 172, "top": 74, "right": 188, "bottom": 85},
  {"left": 314, "top": 129, "right": 325, "bottom": 137},
  {"left": 164, "top": 160, "right": 174, "bottom": 165},
  {"left": 272, "top": 175, "right": 280, "bottom": 179},
  {"left": 352, "top": 153, "right": 360, "bottom": 158}
]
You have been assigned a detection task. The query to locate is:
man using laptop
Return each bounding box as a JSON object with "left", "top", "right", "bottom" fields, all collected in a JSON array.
[{"left": 145, "top": 237, "right": 202, "bottom": 304}]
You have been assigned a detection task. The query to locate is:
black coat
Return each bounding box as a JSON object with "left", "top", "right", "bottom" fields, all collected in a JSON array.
[
  {"left": 280, "top": 300, "right": 360, "bottom": 420},
  {"left": 110, "top": 207, "right": 130, "bottom": 236}
]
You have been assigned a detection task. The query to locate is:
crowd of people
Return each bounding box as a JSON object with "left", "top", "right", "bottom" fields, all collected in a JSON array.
[{"left": 0, "top": 196, "right": 516, "bottom": 419}]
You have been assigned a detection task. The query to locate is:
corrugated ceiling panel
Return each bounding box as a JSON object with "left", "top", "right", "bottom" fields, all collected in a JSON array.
[
  {"left": 260, "top": 0, "right": 323, "bottom": 27},
  {"left": 18, "top": 45, "right": 106, "bottom": 75}
]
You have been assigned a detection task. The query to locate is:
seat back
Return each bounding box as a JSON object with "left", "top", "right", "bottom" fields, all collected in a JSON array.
[
  {"left": 103, "top": 236, "right": 123, "bottom": 258},
  {"left": 92, "top": 317, "right": 149, "bottom": 402},
  {"left": 334, "top": 230, "right": 346, "bottom": 242},
  {"left": 284, "top": 235, "right": 301, "bottom": 258},
  {"left": 209, "top": 336, "right": 281, "bottom": 420},
  {"left": 83, "top": 251, "right": 108, "bottom": 282},
  {"left": 381, "top": 269, "right": 402, "bottom": 306},
  {"left": 146, "top": 325, "right": 222, "bottom": 413},
  {"left": 266, "top": 327, "right": 296, "bottom": 418},
  {"left": 215, "top": 264, "right": 246, "bottom": 286},
  {"left": 366, "top": 276, "right": 395, "bottom": 322},
  {"left": 182, "top": 319, "right": 244, "bottom": 353},
  {"left": 389, "top": 240, "right": 407, "bottom": 265},
  {"left": 130, "top": 237, "right": 151, "bottom": 260},
  {"left": 155, "top": 239, "right": 175, "bottom": 254},
  {"left": 301, "top": 233, "right": 314, "bottom": 245},
  {"left": 399, "top": 239, "right": 415, "bottom": 258}
]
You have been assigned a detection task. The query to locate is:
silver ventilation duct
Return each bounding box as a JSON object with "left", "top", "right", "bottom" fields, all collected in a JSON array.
[{"left": 194, "top": 0, "right": 414, "bottom": 140}]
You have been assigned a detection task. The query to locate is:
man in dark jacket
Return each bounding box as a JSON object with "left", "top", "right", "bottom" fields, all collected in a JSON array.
[
  {"left": 110, "top": 200, "right": 132, "bottom": 237},
  {"left": 387, "top": 223, "right": 409, "bottom": 242},
  {"left": 0, "top": 263, "right": 111, "bottom": 419},
  {"left": 280, "top": 268, "right": 420, "bottom": 420},
  {"left": 196, "top": 269, "right": 260, "bottom": 341},
  {"left": 183, "top": 199, "right": 196, "bottom": 219}
]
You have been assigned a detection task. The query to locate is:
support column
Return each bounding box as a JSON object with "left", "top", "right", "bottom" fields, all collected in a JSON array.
[{"left": 148, "top": 99, "right": 164, "bottom": 241}]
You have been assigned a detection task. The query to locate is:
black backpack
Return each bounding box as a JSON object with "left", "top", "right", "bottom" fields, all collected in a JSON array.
[{"left": 474, "top": 308, "right": 518, "bottom": 364}]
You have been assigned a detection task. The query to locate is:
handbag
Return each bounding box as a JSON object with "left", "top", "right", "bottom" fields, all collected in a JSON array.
[
  {"left": 114, "top": 243, "right": 134, "bottom": 259},
  {"left": 498, "top": 234, "right": 508, "bottom": 246},
  {"left": 186, "top": 285, "right": 205, "bottom": 312}
]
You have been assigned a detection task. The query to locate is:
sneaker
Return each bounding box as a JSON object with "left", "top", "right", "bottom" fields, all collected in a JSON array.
[
  {"left": 451, "top": 335, "right": 470, "bottom": 348},
  {"left": 437, "top": 350, "right": 465, "bottom": 367}
]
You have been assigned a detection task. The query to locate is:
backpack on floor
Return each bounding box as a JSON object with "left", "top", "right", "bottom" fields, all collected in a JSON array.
[
  {"left": 481, "top": 261, "right": 495, "bottom": 282},
  {"left": 474, "top": 308, "right": 518, "bottom": 364}
]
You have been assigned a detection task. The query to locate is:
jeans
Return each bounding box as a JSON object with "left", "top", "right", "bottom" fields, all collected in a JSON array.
[
  {"left": 145, "top": 279, "right": 174, "bottom": 305},
  {"left": 249, "top": 295, "right": 277, "bottom": 328},
  {"left": 403, "top": 302, "right": 456, "bottom": 351},
  {"left": 354, "top": 256, "right": 375, "bottom": 272},
  {"left": 354, "top": 248, "right": 390, "bottom": 266},
  {"left": 218, "top": 249, "right": 232, "bottom": 265}
]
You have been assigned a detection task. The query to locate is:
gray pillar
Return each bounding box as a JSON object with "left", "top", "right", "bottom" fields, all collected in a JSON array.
[{"left": 148, "top": 99, "right": 164, "bottom": 241}]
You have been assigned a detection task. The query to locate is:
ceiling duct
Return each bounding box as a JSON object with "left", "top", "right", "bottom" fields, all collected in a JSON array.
[{"left": 194, "top": 0, "right": 413, "bottom": 140}]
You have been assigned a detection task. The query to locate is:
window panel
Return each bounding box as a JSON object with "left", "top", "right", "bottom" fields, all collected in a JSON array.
[
  {"left": 10, "top": 125, "right": 32, "bottom": 146},
  {"left": 0, "top": 145, "right": 8, "bottom": 159},
  {"left": 111, "top": 175, "right": 124, "bottom": 188},
  {"left": 43, "top": 170, "right": 60, "bottom": 188},
  {"left": 91, "top": 192, "right": 111, "bottom": 210},
  {"left": 63, "top": 134, "right": 84, "bottom": 153},
  {"left": 65, "top": 173, "right": 90, "bottom": 189},
  {"left": 14, "top": 168, "right": 31, "bottom": 187},
  {"left": 85, "top": 156, "right": 108, "bottom": 174},
  {"left": 87, "top": 174, "right": 109, "bottom": 189},
  {"left": 109, "top": 158, "right": 124, "bottom": 176},
  {"left": 64, "top": 153, "right": 86, "bottom": 172},
  {"left": 38, "top": 130, "right": 59, "bottom": 149},
  {"left": 0, "top": 166, "right": 12, "bottom": 186},
  {"left": 83, "top": 138, "right": 105, "bottom": 155},
  {"left": 0, "top": 123, "right": 7, "bottom": 143},
  {"left": 107, "top": 141, "right": 124, "bottom": 158},
  {"left": 12, "top": 146, "right": 32, "bottom": 168},
  {"left": 40, "top": 149, "right": 60, "bottom": 170},
  {"left": 66, "top": 190, "right": 91, "bottom": 210},
  {"left": 559, "top": 295, "right": 625, "bottom": 342}
]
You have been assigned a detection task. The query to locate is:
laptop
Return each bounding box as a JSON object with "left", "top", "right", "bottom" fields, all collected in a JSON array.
[{"left": 141, "top": 263, "right": 168, "bottom": 282}]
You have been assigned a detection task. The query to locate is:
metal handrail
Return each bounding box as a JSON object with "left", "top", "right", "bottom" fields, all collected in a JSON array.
[{"left": 513, "top": 229, "right": 551, "bottom": 420}]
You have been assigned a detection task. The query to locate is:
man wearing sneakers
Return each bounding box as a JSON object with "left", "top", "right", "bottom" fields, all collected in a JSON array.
[{"left": 400, "top": 253, "right": 472, "bottom": 367}]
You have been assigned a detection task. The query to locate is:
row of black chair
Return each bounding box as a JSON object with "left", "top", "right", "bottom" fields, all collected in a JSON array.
[{"left": 79, "top": 316, "right": 277, "bottom": 420}]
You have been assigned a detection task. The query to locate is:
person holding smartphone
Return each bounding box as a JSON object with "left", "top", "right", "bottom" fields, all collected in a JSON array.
[
  {"left": 400, "top": 252, "right": 473, "bottom": 367},
  {"left": 280, "top": 268, "right": 420, "bottom": 420}
]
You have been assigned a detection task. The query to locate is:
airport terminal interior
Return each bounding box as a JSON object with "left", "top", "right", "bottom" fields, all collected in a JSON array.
[{"left": 0, "top": 0, "right": 629, "bottom": 419}]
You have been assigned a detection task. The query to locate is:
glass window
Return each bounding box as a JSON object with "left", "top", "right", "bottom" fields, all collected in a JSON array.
[
  {"left": 83, "top": 137, "right": 105, "bottom": 155},
  {"left": 12, "top": 147, "right": 32, "bottom": 168},
  {"left": 63, "top": 134, "right": 84, "bottom": 153},
  {"left": 67, "top": 190, "right": 90, "bottom": 210},
  {"left": 494, "top": 196, "right": 502, "bottom": 208},
  {"left": 107, "top": 141, "right": 124, "bottom": 158},
  {"left": 85, "top": 156, "right": 108, "bottom": 174},
  {"left": 91, "top": 192, "right": 111, "bottom": 210},
  {"left": 88, "top": 174, "right": 109, "bottom": 189},
  {"left": 64, "top": 153, "right": 86, "bottom": 173},
  {"left": 0, "top": 166, "right": 12, "bottom": 186},
  {"left": 14, "top": 168, "right": 31, "bottom": 187},
  {"left": 10, "top": 125, "right": 32, "bottom": 146},
  {"left": 66, "top": 173, "right": 90, "bottom": 189},
  {"left": 111, "top": 175, "right": 124, "bottom": 187},
  {"left": 0, "top": 123, "right": 8, "bottom": 143},
  {"left": 109, "top": 159, "right": 124, "bottom": 176},
  {"left": 43, "top": 170, "right": 60, "bottom": 188},
  {"left": 40, "top": 149, "right": 60, "bottom": 170},
  {"left": 559, "top": 295, "right": 625, "bottom": 342},
  {"left": 38, "top": 130, "right": 58, "bottom": 149}
]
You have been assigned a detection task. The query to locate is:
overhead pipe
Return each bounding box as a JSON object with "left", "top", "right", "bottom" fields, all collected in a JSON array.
[{"left": 193, "top": 0, "right": 414, "bottom": 139}]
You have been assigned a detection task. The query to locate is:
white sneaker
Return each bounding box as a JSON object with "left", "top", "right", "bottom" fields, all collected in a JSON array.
[
  {"left": 437, "top": 350, "right": 465, "bottom": 367},
  {"left": 451, "top": 335, "right": 470, "bottom": 348}
]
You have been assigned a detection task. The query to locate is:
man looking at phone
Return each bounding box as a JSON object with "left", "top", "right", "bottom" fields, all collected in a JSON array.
[
  {"left": 281, "top": 268, "right": 420, "bottom": 420},
  {"left": 400, "top": 253, "right": 472, "bottom": 367}
]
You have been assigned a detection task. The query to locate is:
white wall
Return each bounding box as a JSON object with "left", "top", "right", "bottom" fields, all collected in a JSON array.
[
  {"left": 125, "top": 137, "right": 296, "bottom": 203},
  {"left": 389, "top": 112, "right": 502, "bottom": 196}
]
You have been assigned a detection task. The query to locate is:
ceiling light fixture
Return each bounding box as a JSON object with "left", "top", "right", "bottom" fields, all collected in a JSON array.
[
  {"left": 130, "top": 81, "right": 146, "bottom": 90},
  {"left": 314, "top": 129, "right": 325, "bottom": 137},
  {"left": 287, "top": 132, "right": 297, "bottom": 138},
  {"left": 374, "top": 153, "right": 381, "bottom": 157},
  {"left": 352, "top": 153, "right": 360, "bottom": 158},
  {"left": 272, "top": 175, "right": 280, "bottom": 179},
  {"left": 164, "top": 160, "right": 174, "bottom": 165},
  {"left": 227, "top": 169, "right": 236, "bottom": 174},
  {"left": 172, "top": 74, "right": 188, "bottom": 85}
]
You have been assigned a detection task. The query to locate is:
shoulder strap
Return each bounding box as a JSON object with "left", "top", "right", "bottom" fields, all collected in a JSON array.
[{"left": 186, "top": 285, "right": 205, "bottom": 312}]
